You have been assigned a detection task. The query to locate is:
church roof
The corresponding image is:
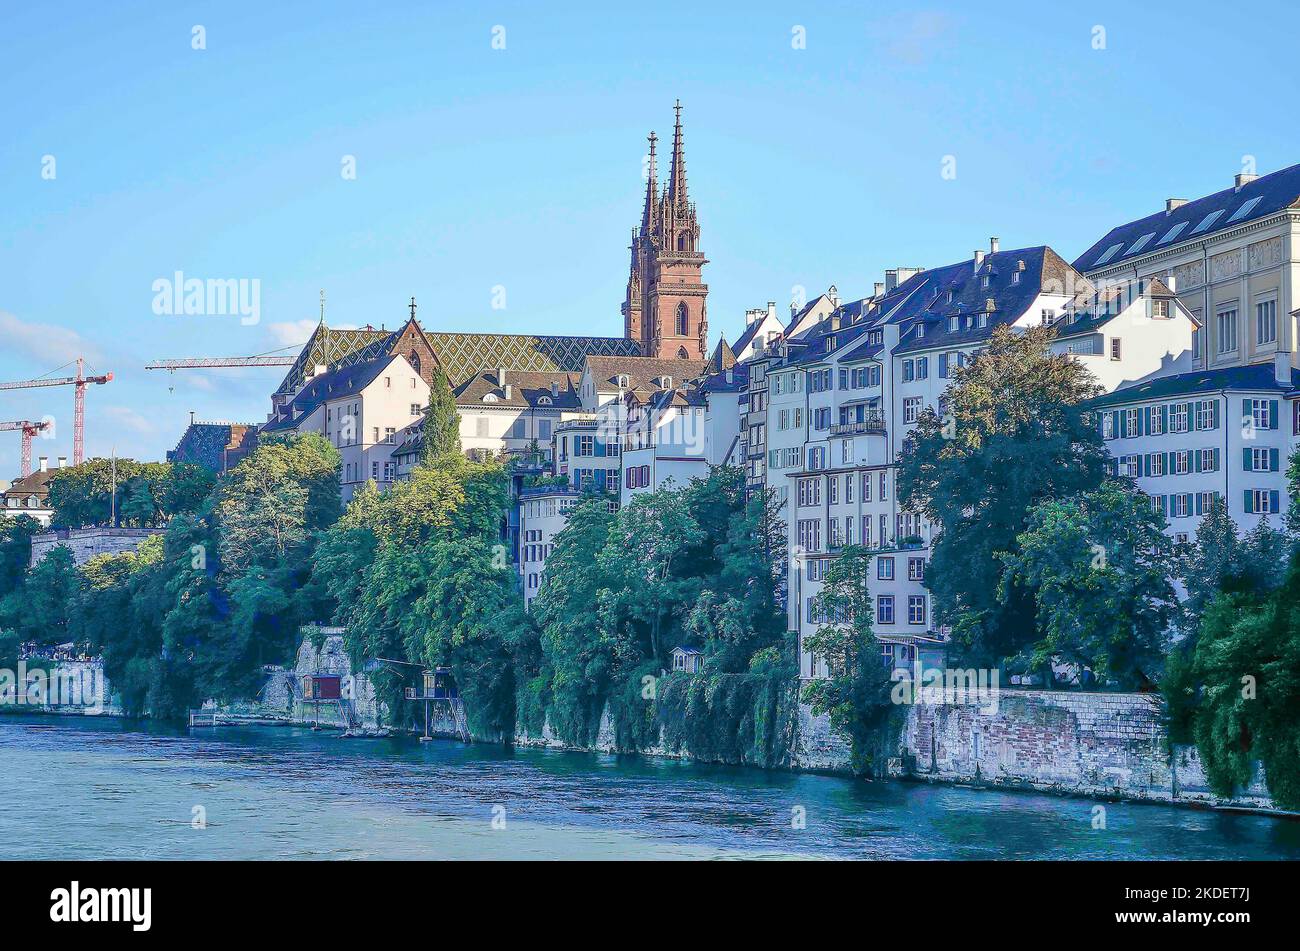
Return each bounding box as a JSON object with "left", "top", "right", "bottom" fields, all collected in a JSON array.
[
  {"left": 708, "top": 337, "right": 737, "bottom": 373},
  {"left": 273, "top": 320, "right": 642, "bottom": 396}
]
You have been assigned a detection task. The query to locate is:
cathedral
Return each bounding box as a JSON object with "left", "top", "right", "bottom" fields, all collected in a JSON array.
[{"left": 623, "top": 101, "right": 709, "bottom": 360}]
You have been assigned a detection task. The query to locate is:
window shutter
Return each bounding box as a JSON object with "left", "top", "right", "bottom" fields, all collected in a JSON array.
[
  {"left": 1243, "top": 448, "right": 1253, "bottom": 471},
  {"left": 1143, "top": 406, "right": 1151, "bottom": 434},
  {"left": 1194, "top": 451, "right": 1202, "bottom": 473},
  {"left": 1211, "top": 400, "right": 1220, "bottom": 429},
  {"left": 1269, "top": 400, "right": 1279, "bottom": 429},
  {"left": 1161, "top": 404, "right": 1169, "bottom": 431},
  {"left": 1212, "top": 448, "right": 1220, "bottom": 471},
  {"left": 1112, "top": 410, "right": 1121, "bottom": 438},
  {"left": 1271, "top": 490, "right": 1280, "bottom": 513},
  {"left": 1270, "top": 448, "right": 1280, "bottom": 472},
  {"left": 1195, "top": 493, "right": 1203, "bottom": 516},
  {"left": 1244, "top": 490, "right": 1254, "bottom": 514},
  {"left": 1142, "top": 454, "right": 1150, "bottom": 477},
  {"left": 1243, "top": 398, "right": 1252, "bottom": 422}
]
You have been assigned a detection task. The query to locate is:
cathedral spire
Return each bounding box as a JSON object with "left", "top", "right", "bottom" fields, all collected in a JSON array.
[
  {"left": 668, "top": 99, "right": 688, "bottom": 206},
  {"left": 640, "top": 131, "right": 658, "bottom": 233}
]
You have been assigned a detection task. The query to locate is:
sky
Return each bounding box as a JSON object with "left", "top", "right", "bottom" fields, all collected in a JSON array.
[{"left": 2, "top": 0, "right": 1299, "bottom": 474}]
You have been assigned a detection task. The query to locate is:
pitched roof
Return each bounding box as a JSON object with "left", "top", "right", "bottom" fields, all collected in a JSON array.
[
  {"left": 454, "top": 371, "right": 582, "bottom": 409},
  {"left": 584, "top": 355, "right": 707, "bottom": 393},
  {"left": 2, "top": 468, "right": 55, "bottom": 500},
  {"left": 263, "top": 354, "right": 404, "bottom": 433},
  {"left": 708, "top": 337, "right": 737, "bottom": 373},
  {"left": 1074, "top": 163, "right": 1300, "bottom": 273},
  {"left": 1087, "top": 363, "right": 1300, "bottom": 409},
  {"left": 892, "top": 246, "right": 1083, "bottom": 354},
  {"left": 1052, "top": 277, "right": 1184, "bottom": 338},
  {"left": 274, "top": 320, "right": 643, "bottom": 395}
]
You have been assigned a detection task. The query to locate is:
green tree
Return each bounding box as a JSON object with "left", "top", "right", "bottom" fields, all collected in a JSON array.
[
  {"left": 0, "top": 545, "right": 78, "bottom": 649},
  {"left": 897, "top": 324, "right": 1108, "bottom": 668},
  {"left": 1002, "top": 480, "right": 1177, "bottom": 688},
  {"left": 420, "top": 370, "right": 461, "bottom": 462},
  {"left": 0, "top": 515, "right": 40, "bottom": 601},
  {"left": 801, "top": 545, "right": 900, "bottom": 775}
]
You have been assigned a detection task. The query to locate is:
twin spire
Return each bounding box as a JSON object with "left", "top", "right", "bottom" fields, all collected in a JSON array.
[{"left": 639, "top": 99, "right": 691, "bottom": 234}]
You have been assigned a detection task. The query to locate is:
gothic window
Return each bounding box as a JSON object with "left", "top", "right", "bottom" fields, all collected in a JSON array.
[
  {"left": 676, "top": 302, "right": 689, "bottom": 336},
  {"left": 677, "top": 347, "right": 689, "bottom": 360},
  {"left": 408, "top": 351, "right": 421, "bottom": 375}
]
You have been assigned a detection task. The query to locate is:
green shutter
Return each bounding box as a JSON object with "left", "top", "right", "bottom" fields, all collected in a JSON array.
[
  {"left": 1244, "top": 490, "right": 1254, "bottom": 514},
  {"left": 1161, "top": 404, "right": 1169, "bottom": 432},
  {"left": 1211, "top": 400, "right": 1220, "bottom": 429},
  {"left": 1271, "top": 490, "right": 1281, "bottom": 513},
  {"left": 1112, "top": 410, "right": 1121, "bottom": 438},
  {"left": 1243, "top": 448, "right": 1253, "bottom": 471},
  {"left": 1269, "top": 400, "right": 1279, "bottom": 429},
  {"left": 1271, "top": 448, "right": 1280, "bottom": 471}
]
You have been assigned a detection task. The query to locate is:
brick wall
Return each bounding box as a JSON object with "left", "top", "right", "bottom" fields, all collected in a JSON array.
[{"left": 30, "top": 527, "right": 164, "bottom": 567}]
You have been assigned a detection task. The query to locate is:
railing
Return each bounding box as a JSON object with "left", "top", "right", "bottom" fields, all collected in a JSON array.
[{"left": 830, "top": 414, "right": 886, "bottom": 436}]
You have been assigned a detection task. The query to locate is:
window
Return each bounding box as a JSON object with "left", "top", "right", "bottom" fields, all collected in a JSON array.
[
  {"left": 1122, "top": 455, "right": 1139, "bottom": 478},
  {"left": 1226, "top": 195, "right": 1262, "bottom": 224},
  {"left": 1094, "top": 243, "right": 1124, "bottom": 266},
  {"left": 410, "top": 403, "right": 423, "bottom": 416},
  {"left": 384, "top": 427, "right": 395, "bottom": 443},
  {"left": 1256, "top": 299, "right": 1278, "bottom": 346},
  {"left": 538, "top": 419, "right": 552, "bottom": 441},
  {"left": 877, "top": 556, "right": 895, "bottom": 581},
  {"left": 844, "top": 472, "right": 854, "bottom": 502},
  {"left": 1041, "top": 309, "right": 1055, "bottom": 325},
  {"left": 877, "top": 596, "right": 895, "bottom": 625},
  {"left": 861, "top": 472, "right": 872, "bottom": 502},
  {"left": 1171, "top": 494, "right": 1191, "bottom": 518},
  {"left": 1127, "top": 232, "right": 1156, "bottom": 256},
  {"left": 1148, "top": 405, "right": 1163, "bottom": 435},
  {"left": 1102, "top": 414, "right": 1115, "bottom": 440},
  {"left": 916, "top": 356, "right": 928, "bottom": 379},
  {"left": 577, "top": 435, "right": 594, "bottom": 456},
  {"left": 1248, "top": 447, "right": 1277, "bottom": 472},
  {"left": 1198, "top": 448, "right": 1217, "bottom": 472},
  {"left": 1171, "top": 450, "right": 1190, "bottom": 475},
  {"left": 948, "top": 316, "right": 959, "bottom": 332},
  {"left": 903, "top": 397, "right": 922, "bottom": 424},
  {"left": 903, "top": 359, "right": 914, "bottom": 382},
  {"left": 1248, "top": 398, "right": 1274, "bottom": 431},
  {"left": 1124, "top": 408, "right": 1141, "bottom": 436},
  {"left": 1194, "top": 400, "right": 1216, "bottom": 431},
  {"left": 1245, "top": 489, "right": 1280, "bottom": 514},
  {"left": 1190, "top": 209, "right": 1225, "bottom": 235},
  {"left": 1158, "top": 221, "right": 1190, "bottom": 245},
  {"left": 1149, "top": 452, "right": 1165, "bottom": 476},
  {"left": 827, "top": 477, "right": 838, "bottom": 505},
  {"left": 908, "top": 596, "right": 926, "bottom": 626},
  {"left": 807, "top": 559, "right": 824, "bottom": 582},
  {"left": 1110, "top": 338, "right": 1122, "bottom": 361},
  {"left": 908, "top": 557, "right": 925, "bottom": 582},
  {"left": 814, "top": 408, "right": 831, "bottom": 431},
  {"left": 676, "top": 302, "right": 689, "bottom": 336},
  {"left": 1169, "top": 403, "right": 1188, "bottom": 433},
  {"left": 797, "top": 519, "right": 822, "bottom": 552},
  {"left": 798, "top": 478, "right": 822, "bottom": 507},
  {"left": 1152, "top": 299, "right": 1170, "bottom": 319},
  {"left": 1216, "top": 308, "right": 1238, "bottom": 353}
]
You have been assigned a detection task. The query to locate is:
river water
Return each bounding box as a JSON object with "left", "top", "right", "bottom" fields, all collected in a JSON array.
[{"left": 3, "top": 715, "right": 1297, "bottom": 860}]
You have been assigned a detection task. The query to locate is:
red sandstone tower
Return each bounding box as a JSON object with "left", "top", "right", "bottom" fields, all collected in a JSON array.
[{"left": 622, "top": 101, "right": 708, "bottom": 360}]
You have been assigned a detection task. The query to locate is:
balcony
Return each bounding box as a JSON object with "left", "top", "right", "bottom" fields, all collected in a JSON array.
[{"left": 830, "top": 413, "right": 886, "bottom": 436}]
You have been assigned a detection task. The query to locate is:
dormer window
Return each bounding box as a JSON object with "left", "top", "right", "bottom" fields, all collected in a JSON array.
[
  {"left": 948, "top": 316, "right": 959, "bottom": 333},
  {"left": 1152, "top": 299, "right": 1170, "bottom": 319},
  {"left": 616, "top": 374, "right": 630, "bottom": 388},
  {"left": 946, "top": 289, "right": 955, "bottom": 304},
  {"left": 981, "top": 274, "right": 990, "bottom": 289},
  {"left": 537, "top": 396, "right": 553, "bottom": 406},
  {"left": 1012, "top": 271, "right": 1020, "bottom": 284},
  {"left": 977, "top": 314, "right": 988, "bottom": 329},
  {"left": 915, "top": 324, "right": 925, "bottom": 339},
  {"left": 483, "top": 394, "right": 499, "bottom": 403}
]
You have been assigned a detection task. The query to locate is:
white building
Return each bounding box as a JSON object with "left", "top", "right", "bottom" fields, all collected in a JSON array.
[
  {"left": 517, "top": 486, "right": 585, "bottom": 607},
  {"left": 259, "top": 353, "right": 428, "bottom": 502}
]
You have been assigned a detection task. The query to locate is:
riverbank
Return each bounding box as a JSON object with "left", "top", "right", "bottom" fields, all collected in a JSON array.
[{"left": 5, "top": 715, "right": 1298, "bottom": 860}]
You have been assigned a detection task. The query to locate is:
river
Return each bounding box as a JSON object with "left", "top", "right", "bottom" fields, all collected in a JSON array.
[{"left": 3, "top": 715, "right": 1297, "bottom": 860}]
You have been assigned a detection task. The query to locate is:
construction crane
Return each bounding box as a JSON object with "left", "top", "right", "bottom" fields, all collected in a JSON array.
[
  {"left": 0, "top": 420, "right": 51, "bottom": 479},
  {"left": 0, "top": 358, "right": 112, "bottom": 465}
]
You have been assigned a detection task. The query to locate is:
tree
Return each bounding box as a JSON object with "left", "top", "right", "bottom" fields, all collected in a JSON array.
[
  {"left": 1, "top": 545, "right": 78, "bottom": 649},
  {"left": 1177, "top": 497, "right": 1241, "bottom": 636},
  {"left": 1002, "top": 480, "right": 1177, "bottom": 688},
  {"left": 801, "top": 545, "right": 899, "bottom": 775},
  {"left": 1167, "top": 551, "right": 1300, "bottom": 809},
  {"left": 897, "top": 325, "right": 1108, "bottom": 668},
  {"left": 0, "top": 516, "right": 40, "bottom": 601},
  {"left": 421, "top": 370, "right": 461, "bottom": 461},
  {"left": 48, "top": 459, "right": 215, "bottom": 528}
]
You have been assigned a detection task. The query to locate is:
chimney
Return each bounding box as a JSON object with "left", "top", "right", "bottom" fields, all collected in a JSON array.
[
  {"left": 38, "top": 456, "right": 48, "bottom": 472},
  {"left": 974, "top": 249, "right": 985, "bottom": 271},
  {"left": 874, "top": 282, "right": 885, "bottom": 297},
  {"left": 1166, "top": 198, "right": 1187, "bottom": 214},
  {"left": 57, "top": 456, "right": 67, "bottom": 468},
  {"left": 989, "top": 237, "right": 1000, "bottom": 254},
  {"left": 828, "top": 285, "right": 840, "bottom": 308},
  {"left": 1235, "top": 173, "right": 1259, "bottom": 191},
  {"left": 1275, "top": 352, "right": 1292, "bottom": 386},
  {"left": 767, "top": 301, "right": 777, "bottom": 321},
  {"left": 504, "top": 384, "right": 512, "bottom": 400},
  {"left": 550, "top": 381, "right": 559, "bottom": 398},
  {"left": 725, "top": 368, "right": 734, "bottom": 384},
  {"left": 1164, "top": 271, "right": 1177, "bottom": 293},
  {"left": 496, "top": 367, "right": 507, "bottom": 387}
]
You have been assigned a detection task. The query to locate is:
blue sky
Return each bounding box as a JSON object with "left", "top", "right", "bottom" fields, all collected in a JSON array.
[{"left": 2, "top": 0, "right": 1298, "bottom": 472}]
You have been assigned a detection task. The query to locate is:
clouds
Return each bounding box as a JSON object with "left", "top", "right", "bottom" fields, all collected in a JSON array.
[
  {"left": 266, "top": 319, "right": 318, "bottom": 348},
  {"left": 0, "top": 310, "right": 107, "bottom": 369},
  {"left": 100, "top": 405, "right": 157, "bottom": 437}
]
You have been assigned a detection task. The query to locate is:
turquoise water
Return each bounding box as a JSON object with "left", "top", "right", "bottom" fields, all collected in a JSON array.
[{"left": 2, "top": 715, "right": 1297, "bottom": 859}]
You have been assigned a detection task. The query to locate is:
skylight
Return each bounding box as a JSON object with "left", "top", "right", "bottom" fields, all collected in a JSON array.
[
  {"left": 1226, "top": 195, "right": 1262, "bottom": 224},
  {"left": 1126, "top": 232, "right": 1156, "bottom": 257},
  {"left": 1158, "top": 221, "right": 1190, "bottom": 245},
  {"left": 1093, "top": 242, "right": 1124, "bottom": 266},
  {"left": 1190, "top": 209, "right": 1225, "bottom": 235}
]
